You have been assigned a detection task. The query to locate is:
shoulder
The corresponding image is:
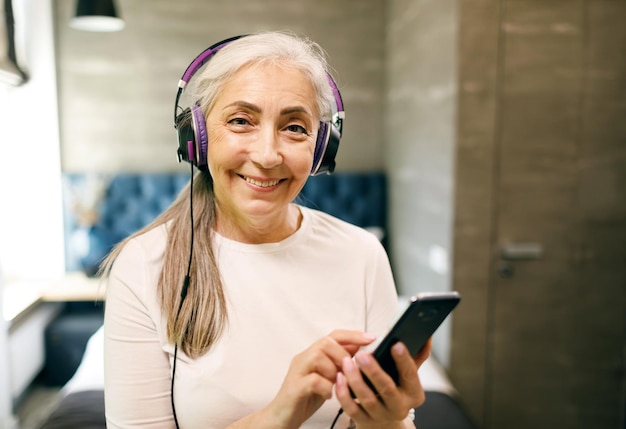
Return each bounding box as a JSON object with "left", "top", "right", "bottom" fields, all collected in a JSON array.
[
  {"left": 300, "top": 206, "right": 385, "bottom": 251},
  {"left": 110, "top": 224, "right": 169, "bottom": 281},
  {"left": 119, "top": 224, "right": 168, "bottom": 261}
]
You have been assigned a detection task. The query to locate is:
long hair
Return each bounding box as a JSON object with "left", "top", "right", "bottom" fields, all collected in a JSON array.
[{"left": 100, "top": 31, "right": 336, "bottom": 358}]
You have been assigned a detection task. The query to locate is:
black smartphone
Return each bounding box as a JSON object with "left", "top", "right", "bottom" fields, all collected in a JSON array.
[{"left": 359, "top": 291, "right": 461, "bottom": 393}]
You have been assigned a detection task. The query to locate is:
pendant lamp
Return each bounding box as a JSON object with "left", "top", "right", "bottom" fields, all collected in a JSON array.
[{"left": 69, "top": 0, "right": 125, "bottom": 32}]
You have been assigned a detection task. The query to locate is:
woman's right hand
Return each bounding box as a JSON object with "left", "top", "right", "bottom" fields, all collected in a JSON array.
[{"left": 253, "top": 330, "right": 376, "bottom": 429}]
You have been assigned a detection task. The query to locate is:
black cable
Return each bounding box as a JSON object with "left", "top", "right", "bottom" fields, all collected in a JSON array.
[
  {"left": 171, "top": 161, "right": 195, "bottom": 429},
  {"left": 330, "top": 408, "right": 344, "bottom": 429},
  {"left": 171, "top": 343, "right": 182, "bottom": 429}
]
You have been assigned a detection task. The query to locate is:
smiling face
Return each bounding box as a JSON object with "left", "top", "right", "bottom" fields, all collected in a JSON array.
[{"left": 205, "top": 62, "right": 319, "bottom": 241}]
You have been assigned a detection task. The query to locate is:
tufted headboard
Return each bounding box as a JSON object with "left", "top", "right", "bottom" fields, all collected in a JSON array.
[{"left": 62, "top": 172, "right": 387, "bottom": 275}]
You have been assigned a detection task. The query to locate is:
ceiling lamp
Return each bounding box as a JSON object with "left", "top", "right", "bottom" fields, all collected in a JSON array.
[{"left": 69, "top": 0, "right": 125, "bottom": 32}]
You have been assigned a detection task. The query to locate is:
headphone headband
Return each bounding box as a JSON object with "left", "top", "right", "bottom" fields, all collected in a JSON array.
[
  {"left": 174, "top": 34, "right": 344, "bottom": 175},
  {"left": 173, "top": 35, "right": 245, "bottom": 126}
]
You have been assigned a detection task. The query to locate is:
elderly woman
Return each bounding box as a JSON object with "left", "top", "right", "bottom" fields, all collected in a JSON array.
[{"left": 102, "top": 31, "right": 429, "bottom": 429}]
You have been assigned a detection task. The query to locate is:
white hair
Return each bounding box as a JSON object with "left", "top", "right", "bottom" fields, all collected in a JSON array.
[{"left": 192, "top": 31, "right": 336, "bottom": 122}]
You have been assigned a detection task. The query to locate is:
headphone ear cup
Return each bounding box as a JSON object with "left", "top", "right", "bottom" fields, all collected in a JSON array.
[
  {"left": 176, "top": 107, "right": 196, "bottom": 164},
  {"left": 191, "top": 104, "right": 209, "bottom": 168},
  {"left": 311, "top": 121, "right": 340, "bottom": 175},
  {"left": 311, "top": 121, "right": 328, "bottom": 175}
]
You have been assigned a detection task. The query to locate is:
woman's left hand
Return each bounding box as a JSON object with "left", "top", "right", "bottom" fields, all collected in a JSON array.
[{"left": 334, "top": 338, "right": 432, "bottom": 428}]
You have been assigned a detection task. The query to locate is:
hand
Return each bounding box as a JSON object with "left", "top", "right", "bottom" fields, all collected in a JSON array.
[
  {"left": 334, "top": 338, "right": 432, "bottom": 428},
  {"left": 261, "top": 330, "right": 376, "bottom": 429}
]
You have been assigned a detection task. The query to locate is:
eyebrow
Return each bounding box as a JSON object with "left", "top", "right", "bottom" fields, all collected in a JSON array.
[
  {"left": 281, "top": 106, "right": 312, "bottom": 116},
  {"left": 225, "top": 101, "right": 313, "bottom": 117}
]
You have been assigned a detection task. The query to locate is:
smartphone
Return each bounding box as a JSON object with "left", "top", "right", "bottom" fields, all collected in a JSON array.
[{"left": 360, "top": 291, "right": 461, "bottom": 393}]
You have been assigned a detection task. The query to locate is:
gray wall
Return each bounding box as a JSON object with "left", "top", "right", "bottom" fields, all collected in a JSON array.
[
  {"left": 385, "top": 0, "right": 459, "bottom": 365},
  {"left": 54, "top": 0, "right": 386, "bottom": 173}
]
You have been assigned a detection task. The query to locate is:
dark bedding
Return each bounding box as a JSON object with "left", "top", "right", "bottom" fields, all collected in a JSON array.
[
  {"left": 40, "top": 389, "right": 477, "bottom": 429},
  {"left": 40, "top": 390, "right": 105, "bottom": 429},
  {"left": 415, "top": 391, "right": 478, "bottom": 428}
]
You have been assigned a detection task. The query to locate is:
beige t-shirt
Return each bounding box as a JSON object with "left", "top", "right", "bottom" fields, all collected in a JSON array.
[{"left": 104, "top": 206, "right": 399, "bottom": 429}]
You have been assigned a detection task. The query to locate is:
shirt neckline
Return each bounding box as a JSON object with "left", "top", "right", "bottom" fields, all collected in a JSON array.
[{"left": 213, "top": 205, "right": 311, "bottom": 253}]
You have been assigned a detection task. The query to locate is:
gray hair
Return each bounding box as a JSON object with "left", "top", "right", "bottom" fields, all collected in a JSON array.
[{"left": 191, "top": 31, "right": 336, "bottom": 122}]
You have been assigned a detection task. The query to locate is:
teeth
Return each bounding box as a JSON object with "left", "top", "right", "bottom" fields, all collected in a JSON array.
[{"left": 244, "top": 176, "right": 280, "bottom": 187}]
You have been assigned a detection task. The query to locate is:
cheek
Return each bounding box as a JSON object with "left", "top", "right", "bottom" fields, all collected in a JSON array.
[
  {"left": 206, "top": 129, "right": 236, "bottom": 167},
  {"left": 292, "top": 142, "right": 316, "bottom": 176}
]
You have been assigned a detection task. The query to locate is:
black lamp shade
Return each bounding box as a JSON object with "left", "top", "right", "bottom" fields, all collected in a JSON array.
[{"left": 70, "top": 0, "right": 125, "bottom": 32}]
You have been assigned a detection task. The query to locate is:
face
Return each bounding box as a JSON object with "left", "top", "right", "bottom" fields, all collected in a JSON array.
[{"left": 205, "top": 63, "right": 319, "bottom": 229}]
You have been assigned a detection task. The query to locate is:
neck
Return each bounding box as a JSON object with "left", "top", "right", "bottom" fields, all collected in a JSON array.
[{"left": 215, "top": 204, "right": 302, "bottom": 244}]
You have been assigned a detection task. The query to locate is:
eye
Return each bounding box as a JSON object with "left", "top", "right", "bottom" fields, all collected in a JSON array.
[
  {"left": 228, "top": 117, "right": 250, "bottom": 126},
  {"left": 285, "top": 124, "right": 307, "bottom": 135}
]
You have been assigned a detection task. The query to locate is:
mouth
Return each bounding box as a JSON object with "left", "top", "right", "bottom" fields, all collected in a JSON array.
[{"left": 239, "top": 174, "right": 284, "bottom": 188}]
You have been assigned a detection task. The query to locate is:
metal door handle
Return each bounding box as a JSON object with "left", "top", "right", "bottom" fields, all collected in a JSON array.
[{"left": 500, "top": 243, "right": 543, "bottom": 260}]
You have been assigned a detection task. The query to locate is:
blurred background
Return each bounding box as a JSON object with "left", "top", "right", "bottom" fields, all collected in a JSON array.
[{"left": 0, "top": 0, "right": 624, "bottom": 428}]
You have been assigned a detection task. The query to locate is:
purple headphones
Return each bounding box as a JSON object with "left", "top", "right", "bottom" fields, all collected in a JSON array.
[{"left": 174, "top": 35, "right": 345, "bottom": 176}]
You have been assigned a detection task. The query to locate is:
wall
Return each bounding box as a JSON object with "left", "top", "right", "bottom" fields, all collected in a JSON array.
[
  {"left": 384, "top": 0, "right": 459, "bottom": 366},
  {"left": 0, "top": 0, "right": 64, "bottom": 282},
  {"left": 54, "top": 0, "right": 387, "bottom": 174}
]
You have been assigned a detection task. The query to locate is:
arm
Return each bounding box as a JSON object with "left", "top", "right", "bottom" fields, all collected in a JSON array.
[{"left": 104, "top": 240, "right": 175, "bottom": 428}]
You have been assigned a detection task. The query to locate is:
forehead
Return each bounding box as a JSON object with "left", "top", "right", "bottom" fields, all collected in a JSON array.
[{"left": 217, "top": 63, "right": 318, "bottom": 111}]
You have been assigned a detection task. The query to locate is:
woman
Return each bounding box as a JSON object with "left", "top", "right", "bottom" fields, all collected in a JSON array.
[{"left": 102, "top": 31, "right": 430, "bottom": 429}]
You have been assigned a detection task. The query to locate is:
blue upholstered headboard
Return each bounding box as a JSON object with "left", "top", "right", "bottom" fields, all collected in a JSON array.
[{"left": 62, "top": 172, "right": 386, "bottom": 274}]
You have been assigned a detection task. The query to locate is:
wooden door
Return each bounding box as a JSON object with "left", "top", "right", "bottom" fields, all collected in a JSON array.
[{"left": 484, "top": 3, "right": 625, "bottom": 428}]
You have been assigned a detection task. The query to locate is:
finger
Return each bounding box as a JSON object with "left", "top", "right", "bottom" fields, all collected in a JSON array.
[
  {"left": 392, "top": 342, "right": 425, "bottom": 407},
  {"left": 334, "top": 372, "right": 369, "bottom": 421},
  {"left": 343, "top": 354, "right": 388, "bottom": 414},
  {"left": 413, "top": 337, "right": 432, "bottom": 367},
  {"left": 329, "top": 330, "right": 377, "bottom": 348},
  {"left": 309, "top": 335, "right": 362, "bottom": 371},
  {"left": 292, "top": 341, "right": 342, "bottom": 381},
  {"left": 307, "top": 350, "right": 343, "bottom": 381},
  {"left": 302, "top": 373, "right": 335, "bottom": 400},
  {"left": 297, "top": 332, "right": 372, "bottom": 380},
  {"left": 323, "top": 330, "right": 377, "bottom": 360}
]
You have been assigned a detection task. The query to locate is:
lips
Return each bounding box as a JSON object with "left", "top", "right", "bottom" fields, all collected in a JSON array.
[{"left": 240, "top": 175, "right": 283, "bottom": 188}]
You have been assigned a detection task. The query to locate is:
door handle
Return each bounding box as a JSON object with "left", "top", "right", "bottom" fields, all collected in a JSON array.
[{"left": 500, "top": 243, "right": 544, "bottom": 260}]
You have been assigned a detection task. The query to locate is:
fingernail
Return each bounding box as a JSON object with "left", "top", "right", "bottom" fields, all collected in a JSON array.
[
  {"left": 336, "top": 372, "right": 345, "bottom": 387},
  {"left": 343, "top": 356, "right": 355, "bottom": 372},
  {"left": 356, "top": 352, "right": 372, "bottom": 366},
  {"left": 393, "top": 342, "right": 406, "bottom": 356},
  {"left": 363, "top": 332, "right": 377, "bottom": 341}
]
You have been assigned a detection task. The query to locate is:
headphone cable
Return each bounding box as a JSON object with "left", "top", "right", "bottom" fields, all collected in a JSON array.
[
  {"left": 170, "top": 167, "right": 347, "bottom": 429},
  {"left": 329, "top": 408, "right": 344, "bottom": 429},
  {"left": 171, "top": 161, "right": 195, "bottom": 429}
]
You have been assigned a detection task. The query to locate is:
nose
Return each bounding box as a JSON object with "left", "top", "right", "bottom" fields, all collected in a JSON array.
[{"left": 250, "top": 127, "right": 283, "bottom": 169}]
